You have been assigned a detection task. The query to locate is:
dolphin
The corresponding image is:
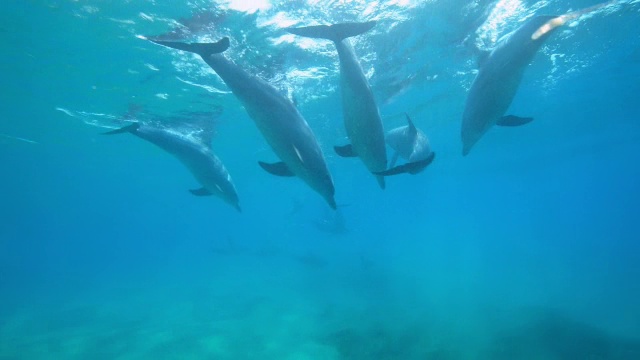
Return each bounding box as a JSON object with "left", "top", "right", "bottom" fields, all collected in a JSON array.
[
  {"left": 103, "top": 122, "right": 241, "bottom": 211},
  {"left": 461, "top": 15, "right": 568, "bottom": 156},
  {"left": 287, "top": 22, "right": 388, "bottom": 189},
  {"left": 375, "top": 113, "right": 435, "bottom": 176},
  {"left": 147, "top": 37, "right": 337, "bottom": 209}
]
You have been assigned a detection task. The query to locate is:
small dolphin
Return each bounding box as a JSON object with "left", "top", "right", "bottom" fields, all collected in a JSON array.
[
  {"left": 376, "top": 114, "right": 435, "bottom": 176},
  {"left": 461, "top": 15, "right": 566, "bottom": 156},
  {"left": 103, "top": 122, "right": 241, "bottom": 211},
  {"left": 287, "top": 22, "right": 388, "bottom": 189},
  {"left": 147, "top": 37, "right": 337, "bottom": 209}
]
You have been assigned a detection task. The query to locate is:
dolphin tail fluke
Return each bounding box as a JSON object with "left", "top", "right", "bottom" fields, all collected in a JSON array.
[
  {"left": 101, "top": 123, "right": 140, "bottom": 135},
  {"left": 148, "top": 37, "right": 230, "bottom": 57},
  {"left": 374, "top": 152, "right": 435, "bottom": 176},
  {"left": 287, "top": 21, "right": 376, "bottom": 42}
]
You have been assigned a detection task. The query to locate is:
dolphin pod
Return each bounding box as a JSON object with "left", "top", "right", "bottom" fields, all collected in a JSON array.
[
  {"left": 103, "top": 122, "right": 241, "bottom": 211},
  {"left": 148, "top": 37, "right": 337, "bottom": 210},
  {"left": 287, "top": 22, "right": 388, "bottom": 189},
  {"left": 102, "top": 3, "right": 611, "bottom": 211}
]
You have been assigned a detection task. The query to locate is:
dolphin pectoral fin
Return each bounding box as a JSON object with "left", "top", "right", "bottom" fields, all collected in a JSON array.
[
  {"left": 287, "top": 22, "right": 376, "bottom": 42},
  {"left": 101, "top": 123, "right": 140, "bottom": 135},
  {"left": 497, "top": 115, "right": 534, "bottom": 127},
  {"left": 374, "top": 152, "right": 435, "bottom": 176},
  {"left": 409, "top": 152, "right": 436, "bottom": 174},
  {"left": 334, "top": 144, "right": 357, "bottom": 158},
  {"left": 190, "top": 187, "right": 213, "bottom": 196},
  {"left": 258, "top": 161, "right": 295, "bottom": 177},
  {"left": 148, "top": 37, "right": 230, "bottom": 57},
  {"left": 374, "top": 164, "right": 409, "bottom": 176}
]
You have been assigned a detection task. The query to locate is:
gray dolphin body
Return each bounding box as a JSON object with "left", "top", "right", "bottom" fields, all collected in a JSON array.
[
  {"left": 376, "top": 114, "right": 435, "bottom": 176},
  {"left": 148, "top": 37, "right": 337, "bottom": 209},
  {"left": 104, "top": 123, "right": 241, "bottom": 211},
  {"left": 461, "top": 15, "right": 563, "bottom": 156},
  {"left": 287, "top": 22, "right": 387, "bottom": 189}
]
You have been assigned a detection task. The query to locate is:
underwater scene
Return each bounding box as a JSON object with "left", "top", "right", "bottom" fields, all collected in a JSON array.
[{"left": 2, "top": 0, "right": 640, "bottom": 358}]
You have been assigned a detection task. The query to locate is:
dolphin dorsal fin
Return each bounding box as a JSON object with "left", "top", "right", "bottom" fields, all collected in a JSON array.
[
  {"left": 169, "top": 111, "right": 219, "bottom": 148},
  {"left": 405, "top": 113, "right": 417, "bottom": 135}
]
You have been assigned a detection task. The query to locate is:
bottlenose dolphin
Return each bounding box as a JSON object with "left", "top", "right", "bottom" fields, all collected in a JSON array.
[
  {"left": 461, "top": 15, "right": 566, "bottom": 156},
  {"left": 103, "top": 122, "right": 241, "bottom": 211},
  {"left": 147, "top": 37, "right": 337, "bottom": 209},
  {"left": 376, "top": 114, "right": 435, "bottom": 176},
  {"left": 287, "top": 22, "right": 388, "bottom": 188}
]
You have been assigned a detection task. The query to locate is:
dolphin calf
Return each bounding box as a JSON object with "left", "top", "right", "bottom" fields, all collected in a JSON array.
[
  {"left": 148, "top": 37, "right": 337, "bottom": 209},
  {"left": 461, "top": 15, "right": 567, "bottom": 156},
  {"left": 103, "top": 122, "right": 241, "bottom": 211},
  {"left": 375, "top": 114, "right": 435, "bottom": 176},
  {"left": 287, "top": 22, "right": 388, "bottom": 188}
]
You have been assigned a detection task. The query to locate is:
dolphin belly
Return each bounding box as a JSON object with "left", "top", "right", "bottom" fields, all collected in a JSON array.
[
  {"left": 337, "top": 41, "right": 388, "bottom": 177},
  {"left": 287, "top": 22, "right": 387, "bottom": 189}
]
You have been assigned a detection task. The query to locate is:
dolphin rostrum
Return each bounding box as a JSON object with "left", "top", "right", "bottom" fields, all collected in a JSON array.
[
  {"left": 147, "top": 37, "right": 337, "bottom": 209},
  {"left": 103, "top": 122, "right": 241, "bottom": 211},
  {"left": 287, "top": 22, "right": 388, "bottom": 188},
  {"left": 376, "top": 113, "right": 435, "bottom": 176}
]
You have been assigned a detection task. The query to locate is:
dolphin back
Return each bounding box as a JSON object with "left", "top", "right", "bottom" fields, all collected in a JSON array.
[
  {"left": 148, "top": 37, "right": 230, "bottom": 57},
  {"left": 287, "top": 21, "right": 376, "bottom": 42}
]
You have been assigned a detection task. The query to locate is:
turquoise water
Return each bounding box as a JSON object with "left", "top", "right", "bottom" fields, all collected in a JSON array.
[{"left": 2, "top": 0, "right": 640, "bottom": 358}]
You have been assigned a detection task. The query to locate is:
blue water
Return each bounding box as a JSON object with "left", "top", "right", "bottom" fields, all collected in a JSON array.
[{"left": 2, "top": 0, "right": 640, "bottom": 358}]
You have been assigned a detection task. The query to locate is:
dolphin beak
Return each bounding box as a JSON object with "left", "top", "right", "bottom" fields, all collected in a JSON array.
[
  {"left": 462, "top": 144, "right": 471, "bottom": 156},
  {"left": 328, "top": 197, "right": 337, "bottom": 210}
]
